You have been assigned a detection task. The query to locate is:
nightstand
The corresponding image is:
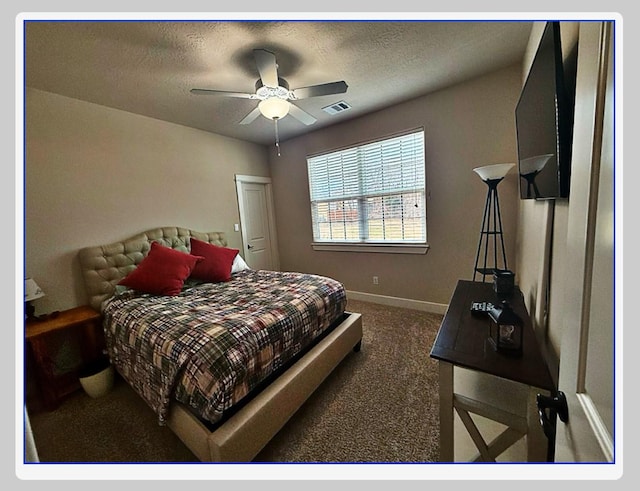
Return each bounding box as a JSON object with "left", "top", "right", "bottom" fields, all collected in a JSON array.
[{"left": 25, "top": 305, "right": 104, "bottom": 411}]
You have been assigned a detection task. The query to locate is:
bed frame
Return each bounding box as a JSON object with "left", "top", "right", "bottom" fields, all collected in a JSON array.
[{"left": 78, "top": 226, "right": 363, "bottom": 462}]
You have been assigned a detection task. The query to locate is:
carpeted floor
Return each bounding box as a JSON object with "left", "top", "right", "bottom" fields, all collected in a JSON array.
[{"left": 27, "top": 299, "right": 443, "bottom": 464}]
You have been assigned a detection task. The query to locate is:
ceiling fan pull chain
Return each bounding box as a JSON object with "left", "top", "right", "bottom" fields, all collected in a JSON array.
[{"left": 274, "top": 117, "right": 281, "bottom": 156}]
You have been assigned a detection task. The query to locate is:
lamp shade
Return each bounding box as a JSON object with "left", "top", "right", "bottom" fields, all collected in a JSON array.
[
  {"left": 25, "top": 278, "right": 45, "bottom": 302},
  {"left": 258, "top": 98, "right": 290, "bottom": 120},
  {"left": 473, "top": 163, "right": 515, "bottom": 181}
]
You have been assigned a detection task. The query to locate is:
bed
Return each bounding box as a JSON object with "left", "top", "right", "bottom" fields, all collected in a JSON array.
[{"left": 78, "top": 226, "right": 362, "bottom": 462}]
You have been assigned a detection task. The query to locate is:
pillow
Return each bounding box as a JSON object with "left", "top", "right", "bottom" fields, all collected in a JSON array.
[
  {"left": 189, "top": 238, "right": 239, "bottom": 282},
  {"left": 231, "top": 254, "right": 251, "bottom": 273},
  {"left": 118, "top": 241, "right": 203, "bottom": 295}
]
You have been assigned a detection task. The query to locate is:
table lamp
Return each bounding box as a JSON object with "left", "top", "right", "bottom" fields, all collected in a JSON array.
[{"left": 25, "top": 278, "right": 45, "bottom": 321}]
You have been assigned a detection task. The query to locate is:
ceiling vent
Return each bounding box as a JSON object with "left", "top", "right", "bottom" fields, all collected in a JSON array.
[{"left": 322, "top": 100, "right": 352, "bottom": 115}]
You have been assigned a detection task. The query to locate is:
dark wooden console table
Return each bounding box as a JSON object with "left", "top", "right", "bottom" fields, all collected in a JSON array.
[{"left": 430, "top": 279, "right": 554, "bottom": 462}]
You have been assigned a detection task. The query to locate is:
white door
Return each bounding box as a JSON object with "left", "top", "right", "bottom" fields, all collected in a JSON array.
[
  {"left": 554, "top": 21, "right": 615, "bottom": 465},
  {"left": 235, "top": 175, "right": 279, "bottom": 271}
]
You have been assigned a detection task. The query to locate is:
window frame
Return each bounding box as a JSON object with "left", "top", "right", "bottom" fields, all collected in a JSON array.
[{"left": 307, "top": 128, "right": 429, "bottom": 254}]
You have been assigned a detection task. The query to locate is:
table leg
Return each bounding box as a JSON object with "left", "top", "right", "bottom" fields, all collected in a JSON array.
[
  {"left": 26, "top": 337, "right": 60, "bottom": 410},
  {"left": 526, "top": 387, "right": 552, "bottom": 462},
  {"left": 82, "top": 318, "right": 104, "bottom": 362},
  {"left": 439, "top": 360, "right": 454, "bottom": 462}
]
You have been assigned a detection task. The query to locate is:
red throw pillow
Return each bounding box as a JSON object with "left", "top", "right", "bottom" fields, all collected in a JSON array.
[
  {"left": 119, "top": 242, "right": 203, "bottom": 295},
  {"left": 189, "top": 238, "right": 239, "bottom": 283}
]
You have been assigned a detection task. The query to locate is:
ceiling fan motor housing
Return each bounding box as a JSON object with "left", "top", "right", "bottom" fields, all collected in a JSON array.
[{"left": 255, "top": 77, "right": 291, "bottom": 100}]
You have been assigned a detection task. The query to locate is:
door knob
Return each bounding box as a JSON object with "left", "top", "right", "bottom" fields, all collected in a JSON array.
[
  {"left": 247, "top": 244, "right": 253, "bottom": 249},
  {"left": 536, "top": 391, "right": 569, "bottom": 440}
]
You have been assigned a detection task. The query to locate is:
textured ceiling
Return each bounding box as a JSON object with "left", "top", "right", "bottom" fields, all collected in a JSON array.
[{"left": 25, "top": 18, "right": 533, "bottom": 146}]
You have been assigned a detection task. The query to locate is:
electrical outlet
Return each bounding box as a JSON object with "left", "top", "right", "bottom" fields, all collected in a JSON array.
[{"left": 373, "top": 276, "right": 379, "bottom": 285}]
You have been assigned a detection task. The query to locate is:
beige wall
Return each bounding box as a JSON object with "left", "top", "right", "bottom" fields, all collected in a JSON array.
[
  {"left": 24, "top": 88, "right": 270, "bottom": 312},
  {"left": 25, "top": 63, "right": 524, "bottom": 313},
  {"left": 268, "top": 64, "right": 522, "bottom": 306}
]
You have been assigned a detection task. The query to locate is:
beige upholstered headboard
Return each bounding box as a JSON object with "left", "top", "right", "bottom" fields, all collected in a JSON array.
[{"left": 78, "top": 227, "right": 227, "bottom": 312}]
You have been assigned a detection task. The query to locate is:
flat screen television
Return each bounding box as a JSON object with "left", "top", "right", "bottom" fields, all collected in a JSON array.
[{"left": 515, "top": 21, "right": 574, "bottom": 200}]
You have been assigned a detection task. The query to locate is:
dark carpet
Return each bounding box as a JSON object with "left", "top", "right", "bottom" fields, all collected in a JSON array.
[{"left": 27, "top": 299, "right": 443, "bottom": 464}]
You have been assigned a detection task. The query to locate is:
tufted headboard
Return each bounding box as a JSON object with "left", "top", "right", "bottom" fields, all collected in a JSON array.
[{"left": 78, "top": 226, "right": 227, "bottom": 312}]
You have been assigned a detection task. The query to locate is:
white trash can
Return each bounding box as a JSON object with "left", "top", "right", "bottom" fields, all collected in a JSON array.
[{"left": 79, "top": 356, "right": 114, "bottom": 398}]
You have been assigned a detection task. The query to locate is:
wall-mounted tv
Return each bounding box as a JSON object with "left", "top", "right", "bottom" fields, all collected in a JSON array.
[{"left": 515, "top": 21, "right": 574, "bottom": 200}]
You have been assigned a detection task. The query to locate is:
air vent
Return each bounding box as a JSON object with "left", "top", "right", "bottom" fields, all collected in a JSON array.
[{"left": 322, "top": 100, "right": 351, "bottom": 115}]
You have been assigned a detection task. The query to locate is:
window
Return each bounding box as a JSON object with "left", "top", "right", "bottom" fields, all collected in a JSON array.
[{"left": 307, "top": 129, "right": 427, "bottom": 253}]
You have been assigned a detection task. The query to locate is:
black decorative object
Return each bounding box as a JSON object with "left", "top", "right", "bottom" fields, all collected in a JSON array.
[
  {"left": 487, "top": 300, "right": 523, "bottom": 356},
  {"left": 493, "top": 269, "right": 515, "bottom": 297}
]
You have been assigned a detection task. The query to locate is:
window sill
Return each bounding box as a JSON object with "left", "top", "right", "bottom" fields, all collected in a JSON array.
[{"left": 311, "top": 242, "right": 429, "bottom": 254}]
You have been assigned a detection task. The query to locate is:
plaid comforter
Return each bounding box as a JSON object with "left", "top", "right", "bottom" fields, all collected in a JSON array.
[{"left": 101, "top": 269, "right": 346, "bottom": 426}]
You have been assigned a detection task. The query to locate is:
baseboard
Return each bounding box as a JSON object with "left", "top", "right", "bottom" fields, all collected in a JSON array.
[{"left": 346, "top": 290, "right": 448, "bottom": 315}]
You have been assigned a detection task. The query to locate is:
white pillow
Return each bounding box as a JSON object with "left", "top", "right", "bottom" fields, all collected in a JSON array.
[{"left": 231, "top": 254, "right": 251, "bottom": 273}]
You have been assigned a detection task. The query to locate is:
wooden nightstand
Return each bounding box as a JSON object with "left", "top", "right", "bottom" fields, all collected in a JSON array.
[{"left": 25, "top": 305, "right": 104, "bottom": 411}]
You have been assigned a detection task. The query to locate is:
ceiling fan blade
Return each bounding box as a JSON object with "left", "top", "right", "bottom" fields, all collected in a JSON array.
[
  {"left": 291, "top": 81, "right": 348, "bottom": 100},
  {"left": 190, "top": 88, "right": 257, "bottom": 99},
  {"left": 288, "top": 103, "right": 317, "bottom": 126},
  {"left": 253, "top": 49, "right": 279, "bottom": 88},
  {"left": 239, "top": 106, "right": 262, "bottom": 125}
]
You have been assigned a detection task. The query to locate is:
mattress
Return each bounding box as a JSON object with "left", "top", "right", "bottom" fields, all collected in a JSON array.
[{"left": 101, "top": 269, "right": 347, "bottom": 426}]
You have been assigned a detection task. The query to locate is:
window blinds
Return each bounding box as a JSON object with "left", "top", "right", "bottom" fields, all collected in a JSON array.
[{"left": 307, "top": 130, "right": 426, "bottom": 243}]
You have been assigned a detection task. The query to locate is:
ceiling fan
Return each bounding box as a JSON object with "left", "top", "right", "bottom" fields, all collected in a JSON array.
[{"left": 190, "top": 49, "right": 348, "bottom": 154}]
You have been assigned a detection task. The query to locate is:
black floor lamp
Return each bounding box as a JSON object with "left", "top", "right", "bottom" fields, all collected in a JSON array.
[{"left": 472, "top": 163, "right": 515, "bottom": 282}]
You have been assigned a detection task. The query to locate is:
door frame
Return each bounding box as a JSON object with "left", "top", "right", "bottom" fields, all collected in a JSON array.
[
  {"left": 554, "top": 20, "right": 616, "bottom": 466},
  {"left": 235, "top": 174, "right": 280, "bottom": 271}
]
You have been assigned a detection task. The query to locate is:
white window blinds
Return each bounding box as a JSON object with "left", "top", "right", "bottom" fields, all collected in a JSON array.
[{"left": 307, "top": 130, "right": 426, "bottom": 244}]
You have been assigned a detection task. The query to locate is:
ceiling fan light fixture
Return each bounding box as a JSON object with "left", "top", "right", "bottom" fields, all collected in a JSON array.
[{"left": 258, "top": 97, "right": 290, "bottom": 120}]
